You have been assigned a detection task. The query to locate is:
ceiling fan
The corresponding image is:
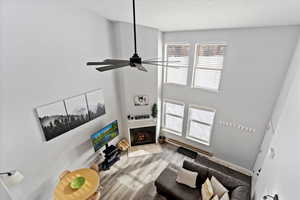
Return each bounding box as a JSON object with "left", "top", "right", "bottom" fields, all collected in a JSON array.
[{"left": 86, "top": 0, "right": 179, "bottom": 72}]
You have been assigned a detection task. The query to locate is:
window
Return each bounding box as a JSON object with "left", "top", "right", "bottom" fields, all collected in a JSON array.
[
  {"left": 186, "top": 105, "right": 216, "bottom": 145},
  {"left": 193, "top": 44, "right": 226, "bottom": 91},
  {"left": 165, "top": 44, "right": 190, "bottom": 85},
  {"left": 162, "top": 100, "right": 185, "bottom": 135}
]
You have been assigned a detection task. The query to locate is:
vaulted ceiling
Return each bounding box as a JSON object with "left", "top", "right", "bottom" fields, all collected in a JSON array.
[{"left": 79, "top": 0, "right": 300, "bottom": 31}]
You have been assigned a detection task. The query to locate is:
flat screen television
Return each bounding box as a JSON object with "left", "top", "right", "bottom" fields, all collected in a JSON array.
[{"left": 90, "top": 120, "right": 119, "bottom": 152}]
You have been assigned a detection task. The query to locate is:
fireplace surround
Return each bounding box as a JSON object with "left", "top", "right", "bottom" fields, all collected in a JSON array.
[{"left": 129, "top": 126, "right": 156, "bottom": 146}]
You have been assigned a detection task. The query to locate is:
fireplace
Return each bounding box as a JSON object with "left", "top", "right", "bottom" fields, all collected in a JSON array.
[{"left": 130, "top": 126, "right": 156, "bottom": 146}]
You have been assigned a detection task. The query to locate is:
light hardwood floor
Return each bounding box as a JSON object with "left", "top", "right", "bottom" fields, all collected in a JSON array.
[{"left": 100, "top": 143, "right": 193, "bottom": 200}]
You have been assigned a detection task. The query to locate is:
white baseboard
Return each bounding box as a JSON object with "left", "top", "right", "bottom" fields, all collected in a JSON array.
[{"left": 208, "top": 156, "right": 253, "bottom": 176}]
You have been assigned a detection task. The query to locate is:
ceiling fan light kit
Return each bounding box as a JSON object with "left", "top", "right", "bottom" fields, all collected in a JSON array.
[{"left": 86, "top": 0, "right": 179, "bottom": 72}]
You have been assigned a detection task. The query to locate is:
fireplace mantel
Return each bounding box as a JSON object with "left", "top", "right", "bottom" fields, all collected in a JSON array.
[{"left": 127, "top": 118, "right": 157, "bottom": 128}]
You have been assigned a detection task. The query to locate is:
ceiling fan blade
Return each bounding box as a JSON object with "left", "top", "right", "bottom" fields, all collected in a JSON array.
[
  {"left": 135, "top": 64, "right": 148, "bottom": 72},
  {"left": 87, "top": 62, "right": 108, "bottom": 66},
  {"left": 87, "top": 59, "right": 129, "bottom": 66},
  {"left": 104, "top": 59, "right": 129, "bottom": 63},
  {"left": 96, "top": 63, "right": 130, "bottom": 72}
]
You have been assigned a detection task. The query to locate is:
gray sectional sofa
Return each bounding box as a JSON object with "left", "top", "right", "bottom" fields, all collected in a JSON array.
[{"left": 155, "top": 160, "right": 251, "bottom": 200}]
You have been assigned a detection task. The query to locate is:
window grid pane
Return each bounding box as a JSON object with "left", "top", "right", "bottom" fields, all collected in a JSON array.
[
  {"left": 188, "top": 121, "right": 211, "bottom": 143},
  {"left": 167, "top": 45, "right": 190, "bottom": 67},
  {"left": 190, "top": 107, "right": 215, "bottom": 125},
  {"left": 196, "top": 56, "right": 224, "bottom": 69},
  {"left": 165, "top": 44, "right": 190, "bottom": 85},
  {"left": 163, "top": 100, "right": 184, "bottom": 134},
  {"left": 194, "top": 68, "right": 221, "bottom": 90},
  {"left": 165, "top": 101, "right": 184, "bottom": 116},
  {"left": 187, "top": 106, "right": 215, "bottom": 145},
  {"left": 165, "top": 114, "right": 183, "bottom": 133},
  {"left": 166, "top": 67, "right": 188, "bottom": 85},
  {"left": 193, "top": 44, "right": 225, "bottom": 90}
]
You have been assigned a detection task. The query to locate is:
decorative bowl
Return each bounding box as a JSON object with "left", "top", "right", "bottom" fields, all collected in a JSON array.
[{"left": 70, "top": 177, "right": 85, "bottom": 189}]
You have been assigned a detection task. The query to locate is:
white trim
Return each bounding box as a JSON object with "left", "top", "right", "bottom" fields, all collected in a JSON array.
[
  {"left": 163, "top": 82, "right": 188, "bottom": 87},
  {"left": 186, "top": 135, "right": 210, "bottom": 146},
  {"left": 189, "top": 104, "right": 217, "bottom": 113},
  {"left": 194, "top": 42, "right": 227, "bottom": 46},
  {"left": 163, "top": 98, "right": 186, "bottom": 107},
  {"left": 210, "top": 156, "right": 253, "bottom": 176},
  {"left": 192, "top": 85, "right": 220, "bottom": 93},
  {"left": 161, "top": 128, "right": 182, "bottom": 136}
]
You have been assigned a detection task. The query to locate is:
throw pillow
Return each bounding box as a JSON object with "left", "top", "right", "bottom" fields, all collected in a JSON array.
[
  {"left": 211, "top": 176, "right": 229, "bottom": 197},
  {"left": 220, "top": 192, "right": 230, "bottom": 200},
  {"left": 201, "top": 178, "right": 214, "bottom": 200},
  {"left": 182, "top": 161, "right": 209, "bottom": 188},
  {"left": 211, "top": 195, "right": 219, "bottom": 200},
  {"left": 176, "top": 168, "right": 198, "bottom": 188}
]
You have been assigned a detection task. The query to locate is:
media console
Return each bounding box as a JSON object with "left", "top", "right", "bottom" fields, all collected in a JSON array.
[{"left": 100, "top": 145, "right": 121, "bottom": 171}]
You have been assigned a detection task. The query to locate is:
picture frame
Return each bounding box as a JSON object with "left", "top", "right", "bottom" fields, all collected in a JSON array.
[
  {"left": 134, "top": 95, "right": 149, "bottom": 106},
  {"left": 86, "top": 89, "right": 106, "bottom": 120},
  {"left": 36, "top": 101, "right": 70, "bottom": 141}
]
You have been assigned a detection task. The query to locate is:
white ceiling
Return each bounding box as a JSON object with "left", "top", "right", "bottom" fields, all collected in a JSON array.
[{"left": 80, "top": 0, "right": 300, "bottom": 31}]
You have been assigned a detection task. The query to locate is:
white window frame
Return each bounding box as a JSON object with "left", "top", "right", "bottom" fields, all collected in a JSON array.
[
  {"left": 164, "top": 43, "right": 191, "bottom": 86},
  {"left": 186, "top": 105, "right": 216, "bottom": 146},
  {"left": 192, "top": 43, "right": 226, "bottom": 92},
  {"left": 162, "top": 99, "right": 185, "bottom": 136}
]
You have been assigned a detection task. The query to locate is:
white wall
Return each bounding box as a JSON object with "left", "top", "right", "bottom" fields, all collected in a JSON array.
[
  {"left": 0, "top": 181, "right": 11, "bottom": 200},
  {"left": 254, "top": 36, "right": 300, "bottom": 199},
  {"left": 0, "top": 1, "right": 123, "bottom": 199},
  {"left": 112, "top": 22, "right": 160, "bottom": 141},
  {"left": 162, "top": 26, "right": 300, "bottom": 169},
  {"left": 0, "top": 0, "right": 5, "bottom": 172}
]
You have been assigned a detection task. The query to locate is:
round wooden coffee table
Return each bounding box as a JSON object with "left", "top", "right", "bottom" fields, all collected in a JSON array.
[{"left": 54, "top": 168, "right": 100, "bottom": 200}]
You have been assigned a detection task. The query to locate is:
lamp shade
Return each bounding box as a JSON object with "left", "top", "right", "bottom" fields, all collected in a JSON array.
[{"left": 2, "top": 171, "right": 24, "bottom": 187}]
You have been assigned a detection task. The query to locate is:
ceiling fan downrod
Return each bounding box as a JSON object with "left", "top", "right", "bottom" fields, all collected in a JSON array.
[{"left": 130, "top": 0, "right": 142, "bottom": 66}]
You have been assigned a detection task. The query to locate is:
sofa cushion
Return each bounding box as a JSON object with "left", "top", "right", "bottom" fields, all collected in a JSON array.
[
  {"left": 208, "top": 168, "right": 246, "bottom": 191},
  {"left": 195, "top": 155, "right": 251, "bottom": 187},
  {"left": 201, "top": 178, "right": 214, "bottom": 200},
  {"left": 211, "top": 195, "right": 219, "bottom": 200},
  {"left": 155, "top": 167, "right": 201, "bottom": 200},
  {"left": 176, "top": 168, "right": 198, "bottom": 188},
  {"left": 220, "top": 192, "right": 230, "bottom": 200},
  {"left": 231, "top": 186, "right": 250, "bottom": 200},
  {"left": 183, "top": 160, "right": 208, "bottom": 188},
  {"left": 211, "top": 176, "right": 229, "bottom": 197}
]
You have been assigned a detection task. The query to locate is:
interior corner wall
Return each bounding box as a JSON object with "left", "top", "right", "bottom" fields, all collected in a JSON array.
[
  {"left": 254, "top": 35, "right": 300, "bottom": 199},
  {"left": 162, "top": 26, "right": 300, "bottom": 169},
  {"left": 112, "top": 22, "right": 160, "bottom": 141},
  {"left": 0, "top": 1, "right": 123, "bottom": 200},
  {"left": 156, "top": 32, "right": 164, "bottom": 137},
  {"left": 0, "top": 2, "right": 8, "bottom": 198}
]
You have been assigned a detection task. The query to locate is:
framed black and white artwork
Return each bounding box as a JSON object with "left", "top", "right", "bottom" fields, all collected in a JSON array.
[
  {"left": 36, "top": 101, "right": 70, "bottom": 141},
  {"left": 134, "top": 95, "right": 149, "bottom": 106},
  {"left": 86, "top": 89, "right": 106, "bottom": 120},
  {"left": 65, "top": 95, "right": 89, "bottom": 129}
]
